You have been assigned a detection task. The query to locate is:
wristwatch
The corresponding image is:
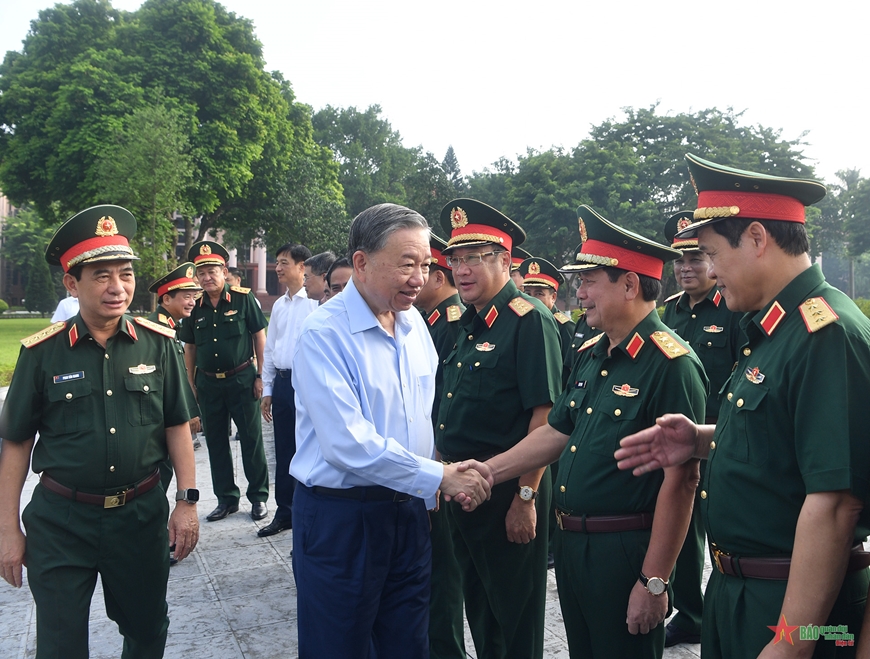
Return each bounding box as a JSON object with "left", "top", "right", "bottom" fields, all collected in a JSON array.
[
  {"left": 255, "top": 374, "right": 262, "bottom": 379},
  {"left": 516, "top": 485, "right": 537, "bottom": 502},
  {"left": 639, "top": 571, "right": 668, "bottom": 596},
  {"left": 176, "top": 488, "right": 200, "bottom": 504}
]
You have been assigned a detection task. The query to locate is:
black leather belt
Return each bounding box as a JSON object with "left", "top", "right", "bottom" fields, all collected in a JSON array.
[
  {"left": 41, "top": 470, "right": 160, "bottom": 509},
  {"left": 201, "top": 359, "right": 251, "bottom": 379},
  {"left": 275, "top": 368, "right": 292, "bottom": 378},
  {"left": 310, "top": 485, "right": 412, "bottom": 502}
]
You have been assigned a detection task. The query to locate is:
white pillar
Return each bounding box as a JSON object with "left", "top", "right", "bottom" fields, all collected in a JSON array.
[
  {"left": 227, "top": 248, "right": 238, "bottom": 268},
  {"left": 256, "top": 245, "right": 268, "bottom": 296}
]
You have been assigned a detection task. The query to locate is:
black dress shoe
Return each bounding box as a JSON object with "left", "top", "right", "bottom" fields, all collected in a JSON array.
[
  {"left": 206, "top": 502, "right": 239, "bottom": 522},
  {"left": 251, "top": 502, "right": 268, "bottom": 520},
  {"left": 665, "top": 622, "right": 701, "bottom": 647},
  {"left": 257, "top": 517, "right": 292, "bottom": 537}
]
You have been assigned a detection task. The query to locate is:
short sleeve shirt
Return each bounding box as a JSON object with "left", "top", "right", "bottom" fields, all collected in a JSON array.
[{"left": 423, "top": 294, "right": 465, "bottom": 426}]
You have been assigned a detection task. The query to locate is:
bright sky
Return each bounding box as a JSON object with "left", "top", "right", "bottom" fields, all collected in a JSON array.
[{"left": 3, "top": 0, "right": 869, "bottom": 184}]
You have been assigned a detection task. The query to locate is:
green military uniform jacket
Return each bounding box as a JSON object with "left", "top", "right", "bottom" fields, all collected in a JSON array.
[
  {"left": 552, "top": 306, "right": 576, "bottom": 386},
  {"left": 704, "top": 264, "right": 870, "bottom": 556},
  {"left": 563, "top": 312, "right": 601, "bottom": 374},
  {"left": 423, "top": 294, "right": 465, "bottom": 425},
  {"left": 662, "top": 287, "right": 742, "bottom": 419},
  {"left": 550, "top": 310, "right": 708, "bottom": 514},
  {"left": 0, "top": 313, "right": 194, "bottom": 490},
  {"left": 436, "top": 280, "right": 563, "bottom": 459},
  {"left": 176, "top": 284, "right": 267, "bottom": 371},
  {"left": 148, "top": 305, "right": 183, "bottom": 355}
]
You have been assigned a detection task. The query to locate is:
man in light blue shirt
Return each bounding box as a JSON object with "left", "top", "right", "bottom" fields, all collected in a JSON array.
[{"left": 290, "top": 203, "right": 491, "bottom": 658}]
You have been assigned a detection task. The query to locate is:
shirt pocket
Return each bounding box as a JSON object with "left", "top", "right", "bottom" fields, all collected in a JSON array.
[
  {"left": 46, "top": 378, "right": 92, "bottom": 433},
  {"left": 124, "top": 373, "right": 162, "bottom": 426},
  {"left": 589, "top": 395, "right": 643, "bottom": 457},
  {"left": 221, "top": 314, "right": 244, "bottom": 338},
  {"left": 466, "top": 352, "right": 499, "bottom": 399},
  {"left": 721, "top": 384, "right": 769, "bottom": 465}
]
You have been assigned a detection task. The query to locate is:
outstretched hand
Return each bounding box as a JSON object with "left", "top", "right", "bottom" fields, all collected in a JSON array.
[
  {"left": 614, "top": 414, "right": 699, "bottom": 476},
  {"left": 441, "top": 462, "right": 493, "bottom": 511}
]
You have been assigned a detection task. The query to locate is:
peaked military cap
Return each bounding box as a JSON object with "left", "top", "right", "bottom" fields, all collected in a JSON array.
[
  {"left": 511, "top": 246, "right": 533, "bottom": 271},
  {"left": 677, "top": 153, "right": 827, "bottom": 238},
  {"left": 664, "top": 211, "right": 699, "bottom": 250},
  {"left": 429, "top": 233, "right": 451, "bottom": 270},
  {"left": 46, "top": 205, "right": 139, "bottom": 272},
  {"left": 440, "top": 198, "right": 526, "bottom": 254},
  {"left": 519, "top": 257, "right": 564, "bottom": 291},
  {"left": 188, "top": 240, "right": 229, "bottom": 267},
  {"left": 149, "top": 262, "right": 202, "bottom": 297},
  {"left": 562, "top": 205, "right": 681, "bottom": 280}
]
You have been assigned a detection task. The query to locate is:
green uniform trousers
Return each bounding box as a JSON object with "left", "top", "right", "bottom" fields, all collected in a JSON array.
[
  {"left": 703, "top": 567, "right": 868, "bottom": 658},
  {"left": 196, "top": 368, "right": 268, "bottom": 505},
  {"left": 22, "top": 484, "right": 170, "bottom": 659},
  {"left": 669, "top": 460, "right": 706, "bottom": 635},
  {"left": 554, "top": 527, "right": 668, "bottom": 659},
  {"left": 429, "top": 501, "right": 467, "bottom": 659},
  {"left": 446, "top": 474, "right": 551, "bottom": 659}
]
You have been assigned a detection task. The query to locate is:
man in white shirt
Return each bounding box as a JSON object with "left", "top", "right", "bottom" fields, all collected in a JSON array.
[
  {"left": 259, "top": 243, "right": 317, "bottom": 537},
  {"left": 290, "top": 203, "right": 492, "bottom": 658}
]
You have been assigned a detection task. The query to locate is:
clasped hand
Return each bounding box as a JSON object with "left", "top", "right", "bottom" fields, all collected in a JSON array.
[{"left": 440, "top": 460, "right": 495, "bottom": 511}]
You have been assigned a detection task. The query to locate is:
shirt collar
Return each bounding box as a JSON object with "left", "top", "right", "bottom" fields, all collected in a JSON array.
[
  {"left": 594, "top": 309, "right": 662, "bottom": 361},
  {"left": 462, "top": 278, "right": 518, "bottom": 329},
  {"left": 67, "top": 313, "right": 139, "bottom": 348},
  {"left": 342, "top": 278, "right": 414, "bottom": 342},
  {"left": 744, "top": 264, "right": 824, "bottom": 338}
]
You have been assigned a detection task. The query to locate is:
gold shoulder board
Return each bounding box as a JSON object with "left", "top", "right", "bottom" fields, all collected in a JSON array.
[
  {"left": 664, "top": 291, "right": 683, "bottom": 304},
  {"left": 135, "top": 316, "right": 176, "bottom": 339},
  {"left": 230, "top": 285, "right": 251, "bottom": 294},
  {"left": 579, "top": 333, "right": 604, "bottom": 352},
  {"left": 508, "top": 297, "right": 535, "bottom": 317},
  {"left": 553, "top": 311, "right": 571, "bottom": 325},
  {"left": 21, "top": 321, "right": 66, "bottom": 348},
  {"left": 799, "top": 297, "right": 839, "bottom": 333},
  {"left": 650, "top": 330, "right": 689, "bottom": 359},
  {"left": 445, "top": 304, "right": 462, "bottom": 322}
]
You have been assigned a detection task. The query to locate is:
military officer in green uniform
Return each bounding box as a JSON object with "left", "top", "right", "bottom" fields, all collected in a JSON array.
[
  {"left": 0, "top": 205, "right": 200, "bottom": 659},
  {"left": 470, "top": 205, "right": 708, "bottom": 658},
  {"left": 660, "top": 210, "right": 743, "bottom": 648},
  {"left": 416, "top": 233, "right": 467, "bottom": 659},
  {"left": 178, "top": 241, "right": 270, "bottom": 522},
  {"left": 436, "top": 199, "right": 563, "bottom": 659},
  {"left": 560, "top": 243, "right": 602, "bottom": 375},
  {"left": 510, "top": 245, "right": 532, "bottom": 287},
  {"left": 617, "top": 154, "right": 870, "bottom": 659},
  {"left": 148, "top": 263, "right": 203, "bottom": 493}
]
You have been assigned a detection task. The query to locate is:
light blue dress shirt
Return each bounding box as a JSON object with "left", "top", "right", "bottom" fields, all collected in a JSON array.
[{"left": 291, "top": 278, "right": 444, "bottom": 508}]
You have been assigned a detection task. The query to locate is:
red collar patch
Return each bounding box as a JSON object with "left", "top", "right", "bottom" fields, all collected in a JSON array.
[
  {"left": 68, "top": 323, "right": 79, "bottom": 348},
  {"left": 484, "top": 305, "right": 499, "bottom": 328},
  {"left": 428, "top": 309, "right": 441, "bottom": 326},
  {"left": 759, "top": 301, "right": 786, "bottom": 336},
  {"left": 713, "top": 290, "right": 722, "bottom": 307},
  {"left": 625, "top": 332, "right": 645, "bottom": 359}
]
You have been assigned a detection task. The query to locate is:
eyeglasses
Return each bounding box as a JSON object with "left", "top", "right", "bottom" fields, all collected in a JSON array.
[{"left": 445, "top": 251, "right": 503, "bottom": 268}]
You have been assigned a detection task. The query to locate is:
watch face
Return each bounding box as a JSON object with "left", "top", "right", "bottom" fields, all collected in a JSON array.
[
  {"left": 647, "top": 577, "right": 667, "bottom": 596},
  {"left": 519, "top": 486, "right": 533, "bottom": 501},
  {"left": 187, "top": 488, "right": 200, "bottom": 503}
]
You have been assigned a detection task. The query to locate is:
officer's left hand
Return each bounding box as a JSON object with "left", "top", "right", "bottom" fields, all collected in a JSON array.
[
  {"left": 168, "top": 502, "right": 199, "bottom": 562},
  {"left": 252, "top": 377, "right": 263, "bottom": 401},
  {"left": 505, "top": 497, "right": 536, "bottom": 544},
  {"left": 626, "top": 580, "right": 668, "bottom": 635}
]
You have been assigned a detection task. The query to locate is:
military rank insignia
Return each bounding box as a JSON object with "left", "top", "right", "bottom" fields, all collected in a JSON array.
[
  {"left": 553, "top": 311, "right": 571, "bottom": 325},
  {"left": 446, "top": 305, "right": 462, "bottom": 322},
  {"left": 799, "top": 297, "right": 839, "bottom": 333},
  {"left": 508, "top": 297, "right": 534, "bottom": 317},
  {"left": 650, "top": 331, "right": 689, "bottom": 359},
  {"left": 612, "top": 384, "right": 639, "bottom": 397},
  {"left": 745, "top": 366, "right": 765, "bottom": 384},
  {"left": 21, "top": 321, "right": 66, "bottom": 348}
]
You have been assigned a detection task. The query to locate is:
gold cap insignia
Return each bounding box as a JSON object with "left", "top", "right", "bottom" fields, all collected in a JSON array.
[
  {"left": 677, "top": 217, "right": 693, "bottom": 232},
  {"left": 578, "top": 218, "right": 588, "bottom": 243},
  {"left": 95, "top": 216, "right": 119, "bottom": 237},
  {"left": 451, "top": 207, "right": 469, "bottom": 229},
  {"left": 200, "top": 244, "right": 212, "bottom": 255},
  {"left": 528, "top": 261, "right": 541, "bottom": 275},
  {"left": 186, "top": 266, "right": 194, "bottom": 278}
]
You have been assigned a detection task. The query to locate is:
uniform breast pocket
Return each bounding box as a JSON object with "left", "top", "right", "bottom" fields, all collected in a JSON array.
[
  {"left": 589, "top": 395, "right": 643, "bottom": 457},
  {"left": 466, "top": 352, "right": 499, "bottom": 398},
  {"left": 221, "top": 316, "right": 243, "bottom": 337},
  {"left": 124, "top": 373, "right": 162, "bottom": 426},
  {"left": 722, "top": 384, "right": 769, "bottom": 465},
  {"left": 47, "top": 379, "right": 93, "bottom": 433}
]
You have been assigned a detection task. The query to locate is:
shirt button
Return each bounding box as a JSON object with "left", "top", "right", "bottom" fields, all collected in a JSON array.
[
  {"left": 743, "top": 348, "right": 751, "bottom": 356},
  {"left": 707, "top": 342, "right": 712, "bottom": 347},
  {"left": 559, "top": 486, "right": 566, "bottom": 493},
  {"left": 143, "top": 385, "right": 149, "bottom": 392},
  {"left": 213, "top": 324, "right": 217, "bottom": 327},
  {"left": 447, "top": 393, "right": 453, "bottom": 399},
  {"left": 65, "top": 392, "right": 73, "bottom": 400},
  {"left": 691, "top": 314, "right": 697, "bottom": 319},
  {"left": 214, "top": 338, "right": 218, "bottom": 342},
  {"left": 409, "top": 418, "right": 414, "bottom": 423},
  {"left": 736, "top": 399, "right": 744, "bottom": 408},
  {"left": 474, "top": 362, "right": 480, "bottom": 367},
  {"left": 215, "top": 354, "right": 219, "bottom": 357},
  {"left": 710, "top": 441, "right": 716, "bottom": 450},
  {"left": 457, "top": 362, "right": 462, "bottom": 368},
  {"left": 110, "top": 428, "right": 116, "bottom": 434},
  {"left": 104, "top": 354, "right": 109, "bottom": 360},
  {"left": 586, "top": 407, "right": 592, "bottom": 414},
  {"left": 700, "top": 490, "right": 707, "bottom": 499},
  {"left": 439, "top": 424, "right": 445, "bottom": 430},
  {"left": 417, "top": 489, "right": 422, "bottom": 495},
  {"left": 468, "top": 335, "right": 473, "bottom": 340},
  {"left": 110, "top": 466, "right": 115, "bottom": 472},
  {"left": 727, "top": 393, "right": 733, "bottom": 401},
  {"left": 614, "top": 409, "right": 621, "bottom": 417},
  {"left": 600, "top": 370, "right": 608, "bottom": 377},
  {"left": 570, "top": 446, "right": 576, "bottom": 453},
  {"left": 570, "top": 401, "right": 575, "bottom": 408},
  {"left": 106, "top": 390, "right": 113, "bottom": 396}
]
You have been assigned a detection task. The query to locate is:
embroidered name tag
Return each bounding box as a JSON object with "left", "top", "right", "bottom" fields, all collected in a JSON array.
[
  {"left": 53, "top": 371, "right": 84, "bottom": 384},
  {"left": 129, "top": 364, "right": 157, "bottom": 375}
]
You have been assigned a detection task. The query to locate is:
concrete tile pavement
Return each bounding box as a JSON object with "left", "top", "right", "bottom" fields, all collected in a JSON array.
[{"left": 0, "top": 386, "right": 703, "bottom": 657}]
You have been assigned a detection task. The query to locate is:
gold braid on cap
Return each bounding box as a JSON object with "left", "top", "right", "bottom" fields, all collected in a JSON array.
[
  {"left": 694, "top": 206, "right": 740, "bottom": 220},
  {"left": 67, "top": 244, "right": 135, "bottom": 269},
  {"left": 672, "top": 239, "right": 699, "bottom": 249},
  {"left": 446, "top": 233, "right": 505, "bottom": 246},
  {"left": 574, "top": 253, "right": 619, "bottom": 267}
]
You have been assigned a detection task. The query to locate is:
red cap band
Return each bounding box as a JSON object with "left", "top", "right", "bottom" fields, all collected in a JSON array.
[
  {"left": 448, "top": 223, "right": 513, "bottom": 253},
  {"left": 523, "top": 273, "right": 560, "bottom": 290},
  {"left": 60, "top": 236, "right": 132, "bottom": 272},
  {"left": 430, "top": 247, "right": 450, "bottom": 270},
  {"left": 193, "top": 253, "right": 226, "bottom": 266},
  {"left": 157, "top": 277, "right": 197, "bottom": 297},
  {"left": 581, "top": 239, "right": 664, "bottom": 279},
  {"left": 697, "top": 191, "right": 805, "bottom": 223}
]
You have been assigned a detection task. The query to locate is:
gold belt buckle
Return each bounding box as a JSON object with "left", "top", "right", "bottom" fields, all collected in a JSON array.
[
  {"left": 710, "top": 543, "right": 728, "bottom": 574},
  {"left": 104, "top": 491, "right": 127, "bottom": 509},
  {"left": 215, "top": 372, "right": 226, "bottom": 379},
  {"left": 555, "top": 509, "right": 566, "bottom": 531}
]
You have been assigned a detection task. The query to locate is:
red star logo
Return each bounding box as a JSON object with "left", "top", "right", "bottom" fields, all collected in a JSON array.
[{"left": 768, "top": 614, "right": 800, "bottom": 645}]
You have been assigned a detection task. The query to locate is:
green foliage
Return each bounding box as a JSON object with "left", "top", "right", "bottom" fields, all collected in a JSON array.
[
  {"left": 0, "top": 299, "right": 8, "bottom": 313},
  {"left": 852, "top": 298, "right": 870, "bottom": 319},
  {"left": 442, "top": 146, "right": 465, "bottom": 193},
  {"left": 0, "top": 318, "right": 53, "bottom": 385},
  {"left": 25, "top": 258, "right": 57, "bottom": 315}
]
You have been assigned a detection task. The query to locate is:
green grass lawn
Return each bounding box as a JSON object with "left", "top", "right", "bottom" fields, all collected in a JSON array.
[{"left": 0, "top": 318, "right": 53, "bottom": 386}]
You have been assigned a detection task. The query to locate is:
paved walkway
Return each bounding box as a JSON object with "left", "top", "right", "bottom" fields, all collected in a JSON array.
[{"left": 0, "top": 386, "right": 704, "bottom": 658}]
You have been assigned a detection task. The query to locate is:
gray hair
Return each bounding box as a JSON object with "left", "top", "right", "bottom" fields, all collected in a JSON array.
[
  {"left": 347, "top": 204, "right": 429, "bottom": 260},
  {"left": 304, "top": 251, "right": 336, "bottom": 276}
]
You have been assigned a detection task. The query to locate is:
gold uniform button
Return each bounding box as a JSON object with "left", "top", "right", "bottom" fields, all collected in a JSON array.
[
  {"left": 106, "top": 390, "right": 113, "bottom": 396},
  {"left": 614, "top": 409, "right": 622, "bottom": 417},
  {"left": 214, "top": 354, "right": 218, "bottom": 357},
  {"left": 570, "top": 446, "right": 577, "bottom": 453},
  {"left": 707, "top": 342, "right": 712, "bottom": 347},
  {"left": 143, "top": 385, "right": 149, "bottom": 392},
  {"left": 439, "top": 424, "right": 445, "bottom": 430},
  {"left": 736, "top": 399, "right": 744, "bottom": 408},
  {"left": 474, "top": 362, "right": 480, "bottom": 367},
  {"left": 586, "top": 407, "right": 593, "bottom": 414},
  {"left": 700, "top": 490, "right": 707, "bottom": 499},
  {"left": 727, "top": 392, "right": 733, "bottom": 401},
  {"left": 447, "top": 393, "right": 453, "bottom": 399},
  {"left": 570, "top": 401, "right": 575, "bottom": 408},
  {"left": 468, "top": 335, "right": 473, "bottom": 340},
  {"left": 691, "top": 314, "right": 697, "bottom": 319},
  {"left": 743, "top": 348, "right": 751, "bottom": 356},
  {"left": 559, "top": 486, "right": 566, "bottom": 493},
  {"left": 457, "top": 362, "right": 462, "bottom": 368},
  {"left": 110, "top": 428, "right": 116, "bottom": 434},
  {"left": 601, "top": 370, "right": 608, "bottom": 377},
  {"left": 213, "top": 324, "right": 217, "bottom": 327},
  {"left": 110, "top": 466, "right": 115, "bottom": 472},
  {"left": 214, "top": 338, "right": 218, "bottom": 342},
  {"left": 710, "top": 441, "right": 716, "bottom": 450},
  {"left": 104, "top": 354, "right": 110, "bottom": 360},
  {"left": 65, "top": 393, "right": 73, "bottom": 400}
]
